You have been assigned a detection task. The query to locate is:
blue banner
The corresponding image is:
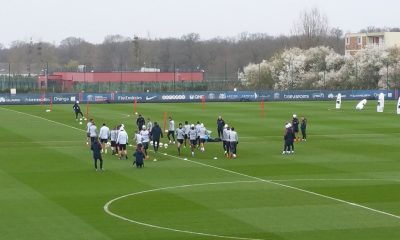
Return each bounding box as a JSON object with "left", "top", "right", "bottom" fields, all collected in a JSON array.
[{"left": 0, "top": 90, "right": 398, "bottom": 105}]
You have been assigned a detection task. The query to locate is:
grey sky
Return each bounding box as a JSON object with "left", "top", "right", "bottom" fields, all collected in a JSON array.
[{"left": 0, "top": 0, "right": 398, "bottom": 46}]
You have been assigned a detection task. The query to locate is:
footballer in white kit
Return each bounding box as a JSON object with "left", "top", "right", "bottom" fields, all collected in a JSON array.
[
  {"left": 99, "top": 123, "right": 110, "bottom": 153},
  {"left": 176, "top": 123, "right": 185, "bottom": 156},
  {"left": 116, "top": 127, "right": 129, "bottom": 160},
  {"left": 140, "top": 126, "right": 150, "bottom": 158},
  {"left": 188, "top": 124, "right": 198, "bottom": 157},
  {"left": 167, "top": 117, "right": 176, "bottom": 144}
]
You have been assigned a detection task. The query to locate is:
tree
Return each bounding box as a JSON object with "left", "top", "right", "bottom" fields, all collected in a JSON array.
[{"left": 292, "top": 7, "right": 329, "bottom": 49}]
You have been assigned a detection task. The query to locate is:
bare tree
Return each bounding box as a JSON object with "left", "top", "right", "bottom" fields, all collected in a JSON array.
[{"left": 292, "top": 7, "right": 329, "bottom": 49}]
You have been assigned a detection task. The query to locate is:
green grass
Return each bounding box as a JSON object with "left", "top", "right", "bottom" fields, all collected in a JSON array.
[{"left": 0, "top": 101, "right": 400, "bottom": 240}]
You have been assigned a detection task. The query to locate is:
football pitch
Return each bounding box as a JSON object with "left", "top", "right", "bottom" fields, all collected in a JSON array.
[{"left": 1, "top": 101, "right": 400, "bottom": 240}]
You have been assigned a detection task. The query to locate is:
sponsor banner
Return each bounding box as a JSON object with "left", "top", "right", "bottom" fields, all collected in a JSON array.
[
  {"left": 52, "top": 94, "right": 78, "bottom": 103},
  {"left": 85, "top": 93, "right": 111, "bottom": 102},
  {"left": 0, "top": 90, "right": 396, "bottom": 105}
]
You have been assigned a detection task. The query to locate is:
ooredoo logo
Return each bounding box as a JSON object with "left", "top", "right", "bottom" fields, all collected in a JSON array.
[{"left": 161, "top": 95, "right": 186, "bottom": 100}]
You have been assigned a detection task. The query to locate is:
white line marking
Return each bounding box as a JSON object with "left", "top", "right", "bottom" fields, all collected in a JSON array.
[
  {"left": 3, "top": 107, "right": 400, "bottom": 231},
  {"left": 159, "top": 151, "right": 400, "bottom": 221},
  {"left": 273, "top": 178, "right": 400, "bottom": 183},
  {"left": 104, "top": 180, "right": 265, "bottom": 240},
  {"left": 0, "top": 107, "right": 86, "bottom": 133},
  {"left": 4, "top": 140, "right": 83, "bottom": 144},
  {"left": 239, "top": 132, "right": 400, "bottom": 139}
]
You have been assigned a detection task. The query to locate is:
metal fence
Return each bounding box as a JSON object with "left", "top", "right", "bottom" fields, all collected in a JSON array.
[
  {"left": 0, "top": 75, "right": 38, "bottom": 93},
  {"left": 1, "top": 71, "right": 241, "bottom": 93}
]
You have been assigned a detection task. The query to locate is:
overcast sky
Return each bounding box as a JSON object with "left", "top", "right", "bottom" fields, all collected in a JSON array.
[{"left": 0, "top": 0, "right": 398, "bottom": 46}]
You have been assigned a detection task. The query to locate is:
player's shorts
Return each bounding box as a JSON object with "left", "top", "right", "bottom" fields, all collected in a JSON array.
[
  {"left": 200, "top": 138, "right": 206, "bottom": 143},
  {"left": 111, "top": 141, "right": 116, "bottom": 147},
  {"left": 119, "top": 144, "right": 126, "bottom": 150},
  {"left": 177, "top": 139, "right": 184, "bottom": 144},
  {"left": 190, "top": 140, "right": 197, "bottom": 146},
  {"left": 184, "top": 134, "right": 188, "bottom": 139},
  {"left": 142, "top": 142, "right": 149, "bottom": 149},
  {"left": 100, "top": 138, "right": 108, "bottom": 143},
  {"left": 230, "top": 142, "right": 237, "bottom": 153},
  {"left": 168, "top": 130, "right": 174, "bottom": 135}
]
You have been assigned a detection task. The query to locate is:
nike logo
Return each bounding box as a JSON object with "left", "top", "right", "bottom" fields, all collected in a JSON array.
[{"left": 146, "top": 96, "right": 157, "bottom": 100}]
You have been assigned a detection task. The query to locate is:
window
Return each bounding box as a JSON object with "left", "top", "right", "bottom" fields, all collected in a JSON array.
[
  {"left": 346, "top": 37, "right": 350, "bottom": 45},
  {"left": 357, "top": 37, "right": 362, "bottom": 45}
]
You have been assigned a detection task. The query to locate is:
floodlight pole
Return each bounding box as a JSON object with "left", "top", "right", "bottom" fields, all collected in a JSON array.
[
  {"left": 8, "top": 63, "right": 11, "bottom": 87},
  {"left": 173, "top": 62, "right": 176, "bottom": 92}
]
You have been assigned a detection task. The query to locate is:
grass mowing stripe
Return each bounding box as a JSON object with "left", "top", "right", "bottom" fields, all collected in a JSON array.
[
  {"left": 158, "top": 151, "right": 400, "bottom": 221},
  {"left": 0, "top": 106, "right": 85, "bottom": 133},
  {"left": 3, "top": 106, "right": 400, "bottom": 221},
  {"left": 104, "top": 180, "right": 264, "bottom": 240},
  {"left": 3, "top": 105, "right": 400, "bottom": 239}
]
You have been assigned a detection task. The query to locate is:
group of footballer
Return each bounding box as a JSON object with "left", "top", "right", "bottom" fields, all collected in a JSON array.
[
  {"left": 283, "top": 114, "right": 307, "bottom": 154},
  {"left": 78, "top": 106, "right": 240, "bottom": 170}
]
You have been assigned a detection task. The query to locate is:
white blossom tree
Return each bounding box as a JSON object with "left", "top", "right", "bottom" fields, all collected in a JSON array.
[{"left": 241, "top": 45, "right": 400, "bottom": 90}]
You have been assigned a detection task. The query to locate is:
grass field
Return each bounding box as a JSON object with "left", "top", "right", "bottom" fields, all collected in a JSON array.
[{"left": 1, "top": 101, "right": 400, "bottom": 240}]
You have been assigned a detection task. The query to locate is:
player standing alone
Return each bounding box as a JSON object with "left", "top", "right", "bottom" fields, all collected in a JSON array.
[
  {"left": 91, "top": 138, "right": 103, "bottom": 171},
  {"left": 216, "top": 116, "right": 225, "bottom": 139},
  {"left": 73, "top": 101, "right": 84, "bottom": 120},
  {"left": 136, "top": 114, "right": 145, "bottom": 130}
]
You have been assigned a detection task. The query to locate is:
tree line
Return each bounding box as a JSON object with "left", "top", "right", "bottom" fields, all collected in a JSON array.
[
  {"left": 241, "top": 46, "right": 400, "bottom": 90},
  {"left": 0, "top": 8, "right": 398, "bottom": 91},
  {"left": 0, "top": 8, "right": 344, "bottom": 79}
]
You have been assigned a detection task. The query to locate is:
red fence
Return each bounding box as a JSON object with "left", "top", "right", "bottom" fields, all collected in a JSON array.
[{"left": 47, "top": 71, "right": 204, "bottom": 83}]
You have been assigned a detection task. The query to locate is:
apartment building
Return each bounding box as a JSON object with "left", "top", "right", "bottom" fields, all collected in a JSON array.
[{"left": 345, "top": 32, "right": 400, "bottom": 55}]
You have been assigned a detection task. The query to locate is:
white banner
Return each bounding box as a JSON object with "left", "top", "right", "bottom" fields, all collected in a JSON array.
[
  {"left": 335, "top": 93, "right": 341, "bottom": 109},
  {"left": 356, "top": 99, "right": 367, "bottom": 110},
  {"left": 377, "top": 93, "right": 384, "bottom": 112},
  {"left": 397, "top": 97, "right": 400, "bottom": 115}
]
